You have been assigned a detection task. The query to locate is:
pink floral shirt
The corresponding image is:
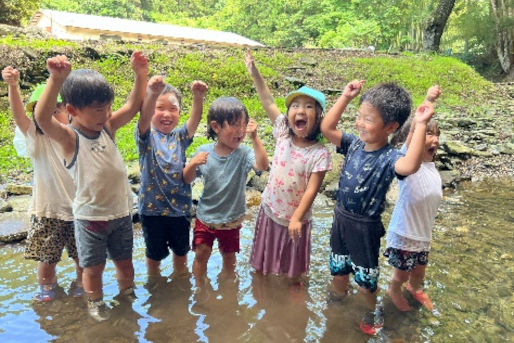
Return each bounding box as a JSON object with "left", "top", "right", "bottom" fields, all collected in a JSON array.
[{"left": 262, "top": 115, "right": 332, "bottom": 225}]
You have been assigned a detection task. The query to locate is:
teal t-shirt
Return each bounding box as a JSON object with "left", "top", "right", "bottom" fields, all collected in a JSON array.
[{"left": 194, "top": 143, "right": 255, "bottom": 224}]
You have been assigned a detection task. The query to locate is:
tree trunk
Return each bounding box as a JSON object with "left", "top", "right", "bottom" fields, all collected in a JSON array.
[
  {"left": 423, "top": 0, "right": 456, "bottom": 52},
  {"left": 490, "top": 0, "right": 514, "bottom": 76}
]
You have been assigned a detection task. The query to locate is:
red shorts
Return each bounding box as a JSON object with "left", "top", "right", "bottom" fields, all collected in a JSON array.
[{"left": 193, "top": 218, "right": 241, "bottom": 253}]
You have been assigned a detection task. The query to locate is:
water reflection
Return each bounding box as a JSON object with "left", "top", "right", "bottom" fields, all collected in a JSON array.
[{"left": 0, "top": 178, "right": 512, "bottom": 342}]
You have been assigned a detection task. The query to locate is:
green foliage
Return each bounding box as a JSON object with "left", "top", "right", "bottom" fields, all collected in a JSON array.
[
  {"left": 0, "top": 35, "right": 78, "bottom": 49},
  {"left": 0, "top": 0, "right": 38, "bottom": 25}
]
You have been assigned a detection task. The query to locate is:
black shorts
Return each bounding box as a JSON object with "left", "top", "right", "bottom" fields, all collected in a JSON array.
[
  {"left": 141, "top": 215, "right": 191, "bottom": 261},
  {"left": 329, "top": 205, "right": 385, "bottom": 292}
]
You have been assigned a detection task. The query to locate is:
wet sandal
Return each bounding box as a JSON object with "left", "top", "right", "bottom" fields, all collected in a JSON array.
[{"left": 406, "top": 283, "right": 433, "bottom": 311}]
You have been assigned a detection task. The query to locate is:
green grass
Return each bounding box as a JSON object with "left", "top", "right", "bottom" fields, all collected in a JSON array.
[{"left": 0, "top": 39, "right": 499, "bottom": 183}]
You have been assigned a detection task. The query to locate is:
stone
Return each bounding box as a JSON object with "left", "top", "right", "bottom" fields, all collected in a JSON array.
[
  {"left": 6, "top": 184, "right": 32, "bottom": 195},
  {"left": 0, "top": 199, "right": 12, "bottom": 213},
  {"left": 443, "top": 141, "right": 475, "bottom": 157},
  {"left": 284, "top": 77, "right": 305, "bottom": 87},
  {"left": 126, "top": 163, "right": 141, "bottom": 184},
  {"left": 0, "top": 211, "right": 29, "bottom": 242}
]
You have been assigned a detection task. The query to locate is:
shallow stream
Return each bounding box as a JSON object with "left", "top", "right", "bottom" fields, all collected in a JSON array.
[{"left": 0, "top": 178, "right": 512, "bottom": 343}]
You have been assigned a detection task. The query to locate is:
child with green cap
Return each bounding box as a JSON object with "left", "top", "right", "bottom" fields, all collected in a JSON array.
[
  {"left": 244, "top": 50, "right": 332, "bottom": 284},
  {"left": 2, "top": 66, "right": 83, "bottom": 302}
]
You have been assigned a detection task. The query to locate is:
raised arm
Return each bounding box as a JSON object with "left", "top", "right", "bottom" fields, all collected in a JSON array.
[
  {"left": 138, "top": 75, "right": 166, "bottom": 135},
  {"left": 33, "top": 55, "right": 76, "bottom": 159},
  {"left": 186, "top": 80, "right": 208, "bottom": 139},
  {"left": 321, "top": 80, "right": 364, "bottom": 147},
  {"left": 244, "top": 49, "right": 281, "bottom": 124},
  {"left": 405, "top": 85, "right": 441, "bottom": 147},
  {"left": 288, "top": 171, "right": 326, "bottom": 242},
  {"left": 395, "top": 102, "right": 435, "bottom": 176},
  {"left": 108, "top": 51, "right": 148, "bottom": 135},
  {"left": 183, "top": 151, "right": 208, "bottom": 184},
  {"left": 246, "top": 118, "right": 269, "bottom": 171},
  {"left": 2, "top": 67, "right": 31, "bottom": 133}
]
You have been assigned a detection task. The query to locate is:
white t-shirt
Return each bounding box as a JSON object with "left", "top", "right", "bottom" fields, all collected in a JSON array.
[
  {"left": 67, "top": 128, "right": 132, "bottom": 221},
  {"left": 24, "top": 122, "right": 75, "bottom": 221},
  {"left": 261, "top": 115, "right": 332, "bottom": 226},
  {"left": 387, "top": 145, "right": 442, "bottom": 250}
]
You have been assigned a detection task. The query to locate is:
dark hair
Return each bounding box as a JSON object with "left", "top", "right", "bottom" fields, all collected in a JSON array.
[
  {"left": 150, "top": 83, "right": 182, "bottom": 110},
  {"left": 391, "top": 116, "right": 440, "bottom": 146},
  {"left": 207, "top": 97, "right": 249, "bottom": 139},
  {"left": 359, "top": 82, "right": 411, "bottom": 130},
  {"left": 285, "top": 101, "right": 324, "bottom": 141},
  {"left": 60, "top": 69, "right": 114, "bottom": 109}
]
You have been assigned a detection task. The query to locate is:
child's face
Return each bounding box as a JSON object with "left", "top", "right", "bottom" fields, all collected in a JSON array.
[
  {"left": 355, "top": 101, "right": 397, "bottom": 150},
  {"left": 151, "top": 93, "right": 180, "bottom": 134},
  {"left": 69, "top": 101, "right": 112, "bottom": 136},
  {"left": 423, "top": 123, "right": 440, "bottom": 162},
  {"left": 211, "top": 115, "right": 247, "bottom": 153},
  {"left": 53, "top": 103, "right": 68, "bottom": 125},
  {"left": 287, "top": 95, "right": 318, "bottom": 140}
]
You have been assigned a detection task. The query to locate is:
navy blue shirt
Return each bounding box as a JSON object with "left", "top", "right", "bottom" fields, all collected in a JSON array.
[
  {"left": 136, "top": 124, "right": 193, "bottom": 217},
  {"left": 336, "top": 133, "right": 404, "bottom": 218}
]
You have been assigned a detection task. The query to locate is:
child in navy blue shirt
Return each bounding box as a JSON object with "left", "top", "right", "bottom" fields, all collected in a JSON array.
[{"left": 321, "top": 80, "right": 434, "bottom": 335}]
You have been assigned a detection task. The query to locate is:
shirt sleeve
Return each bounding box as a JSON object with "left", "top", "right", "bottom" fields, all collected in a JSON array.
[
  {"left": 336, "top": 133, "right": 358, "bottom": 155},
  {"left": 176, "top": 123, "right": 193, "bottom": 148},
  {"left": 272, "top": 114, "right": 288, "bottom": 139},
  {"left": 311, "top": 146, "right": 333, "bottom": 173},
  {"left": 135, "top": 123, "right": 150, "bottom": 155},
  {"left": 244, "top": 145, "right": 256, "bottom": 173}
]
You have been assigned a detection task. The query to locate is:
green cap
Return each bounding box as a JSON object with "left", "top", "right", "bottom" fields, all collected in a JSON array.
[
  {"left": 26, "top": 84, "right": 62, "bottom": 112},
  {"left": 285, "top": 86, "right": 326, "bottom": 112}
]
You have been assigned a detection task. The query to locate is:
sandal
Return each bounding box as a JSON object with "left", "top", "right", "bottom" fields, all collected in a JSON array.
[{"left": 406, "top": 283, "right": 433, "bottom": 311}]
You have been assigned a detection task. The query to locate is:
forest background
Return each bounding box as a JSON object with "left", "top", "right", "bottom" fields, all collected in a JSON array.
[{"left": 2, "top": 0, "right": 513, "bottom": 81}]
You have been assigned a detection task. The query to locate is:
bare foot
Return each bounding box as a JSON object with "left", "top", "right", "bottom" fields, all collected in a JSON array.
[{"left": 387, "top": 287, "right": 412, "bottom": 311}]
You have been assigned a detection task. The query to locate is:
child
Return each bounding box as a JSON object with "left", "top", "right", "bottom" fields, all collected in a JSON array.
[
  {"left": 321, "top": 80, "right": 434, "bottom": 335},
  {"left": 183, "top": 97, "right": 269, "bottom": 283},
  {"left": 2, "top": 67, "right": 83, "bottom": 302},
  {"left": 34, "top": 52, "right": 148, "bottom": 321},
  {"left": 244, "top": 50, "right": 332, "bottom": 283},
  {"left": 136, "top": 75, "right": 207, "bottom": 278},
  {"left": 384, "top": 86, "right": 442, "bottom": 312}
]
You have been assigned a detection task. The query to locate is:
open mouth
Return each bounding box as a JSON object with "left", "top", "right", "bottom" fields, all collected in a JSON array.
[{"left": 295, "top": 119, "right": 307, "bottom": 130}]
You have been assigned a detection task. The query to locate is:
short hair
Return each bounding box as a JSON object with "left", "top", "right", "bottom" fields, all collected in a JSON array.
[
  {"left": 207, "top": 97, "right": 249, "bottom": 139},
  {"left": 285, "top": 101, "right": 324, "bottom": 141},
  {"left": 60, "top": 69, "right": 114, "bottom": 109},
  {"left": 359, "top": 82, "right": 411, "bottom": 129},
  {"left": 150, "top": 83, "right": 182, "bottom": 110}
]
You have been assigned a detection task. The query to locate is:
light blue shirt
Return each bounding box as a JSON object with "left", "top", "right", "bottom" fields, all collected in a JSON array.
[{"left": 195, "top": 143, "right": 255, "bottom": 224}]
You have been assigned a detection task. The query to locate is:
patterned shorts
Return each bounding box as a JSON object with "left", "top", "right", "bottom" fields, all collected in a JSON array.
[
  {"left": 24, "top": 215, "right": 78, "bottom": 264},
  {"left": 383, "top": 247, "right": 429, "bottom": 271}
]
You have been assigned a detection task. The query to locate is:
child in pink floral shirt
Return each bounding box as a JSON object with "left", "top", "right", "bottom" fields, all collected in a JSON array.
[{"left": 245, "top": 50, "right": 332, "bottom": 282}]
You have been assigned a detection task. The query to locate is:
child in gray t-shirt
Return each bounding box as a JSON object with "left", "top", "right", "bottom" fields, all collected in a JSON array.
[{"left": 183, "top": 97, "right": 269, "bottom": 284}]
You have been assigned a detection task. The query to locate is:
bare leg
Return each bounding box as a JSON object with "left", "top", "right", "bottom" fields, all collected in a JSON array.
[
  {"left": 359, "top": 287, "right": 378, "bottom": 312},
  {"left": 408, "top": 264, "right": 426, "bottom": 291},
  {"left": 83, "top": 263, "right": 106, "bottom": 301},
  {"left": 37, "top": 262, "right": 57, "bottom": 286},
  {"left": 173, "top": 253, "right": 188, "bottom": 276},
  {"left": 73, "top": 258, "right": 83, "bottom": 286},
  {"left": 193, "top": 244, "right": 212, "bottom": 284},
  {"left": 387, "top": 268, "right": 411, "bottom": 311},
  {"left": 331, "top": 274, "right": 350, "bottom": 296},
  {"left": 221, "top": 251, "right": 236, "bottom": 274},
  {"left": 146, "top": 257, "right": 161, "bottom": 276},
  {"left": 113, "top": 258, "right": 135, "bottom": 292}
]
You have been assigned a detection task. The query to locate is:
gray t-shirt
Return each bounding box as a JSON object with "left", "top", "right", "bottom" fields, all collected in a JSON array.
[{"left": 194, "top": 143, "right": 255, "bottom": 224}]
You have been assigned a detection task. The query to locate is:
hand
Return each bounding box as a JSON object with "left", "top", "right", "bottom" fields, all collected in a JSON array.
[
  {"left": 246, "top": 118, "right": 258, "bottom": 139},
  {"left": 190, "top": 151, "right": 209, "bottom": 167},
  {"left": 244, "top": 49, "right": 257, "bottom": 77},
  {"left": 288, "top": 219, "right": 302, "bottom": 243},
  {"left": 148, "top": 75, "right": 166, "bottom": 95},
  {"left": 1, "top": 66, "right": 19, "bottom": 86},
  {"left": 415, "top": 102, "right": 434, "bottom": 124},
  {"left": 342, "top": 80, "right": 365, "bottom": 99},
  {"left": 191, "top": 80, "right": 208, "bottom": 99},
  {"left": 130, "top": 51, "right": 149, "bottom": 77},
  {"left": 47, "top": 55, "right": 71, "bottom": 81},
  {"left": 426, "top": 85, "right": 441, "bottom": 103}
]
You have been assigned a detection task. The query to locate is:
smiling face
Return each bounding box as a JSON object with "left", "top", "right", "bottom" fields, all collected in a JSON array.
[
  {"left": 211, "top": 115, "right": 247, "bottom": 156},
  {"left": 151, "top": 93, "right": 181, "bottom": 134},
  {"left": 423, "top": 120, "right": 440, "bottom": 162},
  {"left": 287, "top": 95, "right": 319, "bottom": 143},
  {"left": 69, "top": 101, "right": 112, "bottom": 136},
  {"left": 355, "top": 101, "right": 398, "bottom": 151}
]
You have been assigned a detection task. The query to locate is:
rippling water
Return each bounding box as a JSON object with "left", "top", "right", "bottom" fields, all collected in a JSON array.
[{"left": 0, "top": 178, "right": 512, "bottom": 343}]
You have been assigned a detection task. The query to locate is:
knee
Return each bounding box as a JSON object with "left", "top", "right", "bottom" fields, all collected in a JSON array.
[{"left": 194, "top": 245, "right": 211, "bottom": 263}]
